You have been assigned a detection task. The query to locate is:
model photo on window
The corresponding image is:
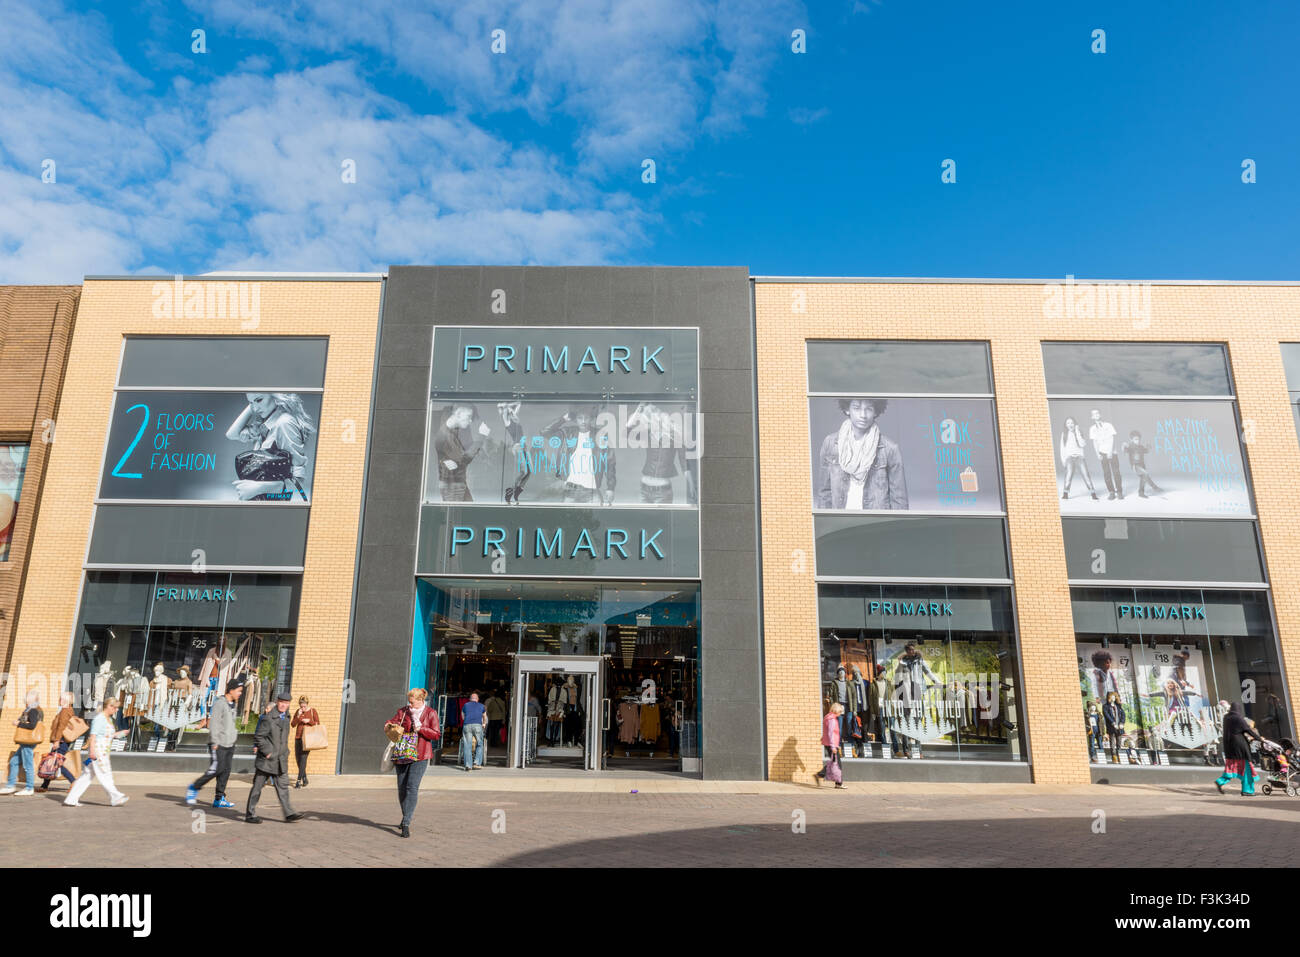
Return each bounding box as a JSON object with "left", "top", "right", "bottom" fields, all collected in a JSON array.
[
  {"left": 809, "top": 396, "right": 1003, "bottom": 512},
  {"left": 99, "top": 391, "right": 322, "bottom": 503}
]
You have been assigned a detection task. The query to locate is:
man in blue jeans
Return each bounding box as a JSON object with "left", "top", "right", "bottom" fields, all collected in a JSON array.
[{"left": 460, "top": 692, "right": 487, "bottom": 770}]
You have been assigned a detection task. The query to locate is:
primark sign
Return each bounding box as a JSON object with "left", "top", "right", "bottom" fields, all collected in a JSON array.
[
  {"left": 418, "top": 505, "right": 700, "bottom": 579},
  {"left": 430, "top": 327, "right": 698, "bottom": 397}
]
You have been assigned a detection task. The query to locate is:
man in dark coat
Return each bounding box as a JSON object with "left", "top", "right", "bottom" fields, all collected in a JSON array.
[
  {"left": 1215, "top": 701, "right": 1264, "bottom": 796},
  {"left": 246, "top": 691, "right": 304, "bottom": 823}
]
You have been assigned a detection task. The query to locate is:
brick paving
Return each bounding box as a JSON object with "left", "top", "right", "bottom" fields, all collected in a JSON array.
[{"left": 3, "top": 776, "right": 1297, "bottom": 867}]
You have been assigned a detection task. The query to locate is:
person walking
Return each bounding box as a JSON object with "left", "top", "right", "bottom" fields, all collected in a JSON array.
[
  {"left": 385, "top": 688, "right": 441, "bottom": 838},
  {"left": 1102, "top": 691, "right": 1125, "bottom": 764},
  {"left": 1215, "top": 701, "right": 1264, "bottom": 796},
  {"left": 63, "top": 697, "right": 130, "bottom": 807},
  {"left": 815, "top": 702, "right": 845, "bottom": 788},
  {"left": 186, "top": 676, "right": 244, "bottom": 809},
  {"left": 2, "top": 691, "right": 44, "bottom": 795},
  {"left": 38, "top": 692, "right": 79, "bottom": 792},
  {"left": 290, "top": 695, "right": 320, "bottom": 788},
  {"left": 245, "top": 691, "right": 304, "bottom": 824},
  {"left": 460, "top": 692, "right": 487, "bottom": 770}
]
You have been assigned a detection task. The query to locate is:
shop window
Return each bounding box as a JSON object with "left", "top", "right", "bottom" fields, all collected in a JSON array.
[
  {"left": 1280, "top": 344, "right": 1300, "bottom": 445},
  {"left": 425, "top": 327, "right": 700, "bottom": 508},
  {"left": 816, "top": 584, "right": 1024, "bottom": 762},
  {"left": 1042, "top": 342, "right": 1233, "bottom": 397},
  {"left": 1062, "top": 518, "right": 1265, "bottom": 583},
  {"left": 807, "top": 340, "right": 993, "bottom": 395},
  {"left": 814, "top": 515, "right": 1009, "bottom": 580},
  {"left": 414, "top": 578, "right": 700, "bottom": 770},
  {"left": 0, "top": 443, "right": 28, "bottom": 561},
  {"left": 66, "top": 571, "right": 300, "bottom": 754},
  {"left": 1073, "top": 587, "right": 1290, "bottom": 767}
]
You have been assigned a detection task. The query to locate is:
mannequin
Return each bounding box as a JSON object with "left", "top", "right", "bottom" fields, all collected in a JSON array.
[
  {"left": 833, "top": 667, "right": 849, "bottom": 753},
  {"left": 847, "top": 665, "right": 869, "bottom": 757},
  {"left": 148, "top": 663, "right": 169, "bottom": 750},
  {"left": 563, "top": 676, "right": 581, "bottom": 746},
  {"left": 172, "top": 665, "right": 193, "bottom": 697},
  {"left": 93, "top": 660, "right": 113, "bottom": 708},
  {"left": 546, "top": 677, "right": 567, "bottom": 744}
]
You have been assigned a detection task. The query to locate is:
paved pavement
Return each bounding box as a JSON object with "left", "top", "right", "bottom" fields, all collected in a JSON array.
[{"left": 2, "top": 772, "right": 1296, "bottom": 867}]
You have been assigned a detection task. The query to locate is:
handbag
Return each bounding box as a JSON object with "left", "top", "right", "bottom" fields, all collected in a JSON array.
[
  {"left": 380, "top": 742, "right": 396, "bottom": 774},
  {"left": 391, "top": 732, "right": 420, "bottom": 764},
  {"left": 301, "top": 723, "right": 328, "bottom": 751},
  {"left": 62, "top": 716, "right": 89, "bottom": 743},
  {"left": 234, "top": 449, "right": 307, "bottom": 501},
  {"left": 37, "top": 750, "right": 66, "bottom": 780},
  {"left": 14, "top": 723, "right": 43, "bottom": 747}
]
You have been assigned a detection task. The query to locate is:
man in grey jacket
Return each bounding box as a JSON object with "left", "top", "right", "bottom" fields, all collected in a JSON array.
[
  {"left": 246, "top": 691, "right": 303, "bottom": 824},
  {"left": 186, "top": 675, "right": 245, "bottom": 809}
]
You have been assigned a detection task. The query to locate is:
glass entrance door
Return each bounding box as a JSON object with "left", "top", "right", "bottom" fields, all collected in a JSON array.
[{"left": 511, "top": 656, "right": 602, "bottom": 770}]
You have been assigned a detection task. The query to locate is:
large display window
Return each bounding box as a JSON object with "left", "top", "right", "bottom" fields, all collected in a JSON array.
[
  {"left": 413, "top": 578, "right": 700, "bottom": 771},
  {"left": 817, "top": 584, "right": 1025, "bottom": 762},
  {"left": 0, "top": 443, "right": 28, "bottom": 561},
  {"left": 424, "top": 326, "right": 700, "bottom": 508},
  {"left": 67, "top": 571, "right": 300, "bottom": 753},
  {"left": 1073, "top": 587, "right": 1291, "bottom": 767}
]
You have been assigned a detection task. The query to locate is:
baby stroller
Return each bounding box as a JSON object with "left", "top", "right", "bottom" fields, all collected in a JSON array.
[{"left": 1256, "top": 738, "right": 1298, "bottom": 797}]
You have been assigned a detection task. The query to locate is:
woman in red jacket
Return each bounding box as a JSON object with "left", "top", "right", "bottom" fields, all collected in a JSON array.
[{"left": 385, "top": 688, "right": 441, "bottom": 838}]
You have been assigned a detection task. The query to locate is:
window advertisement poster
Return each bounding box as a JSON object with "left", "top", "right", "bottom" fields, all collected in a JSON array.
[
  {"left": 876, "top": 640, "right": 1008, "bottom": 745},
  {"left": 808, "top": 397, "right": 1003, "bottom": 512},
  {"left": 99, "top": 391, "right": 322, "bottom": 503},
  {"left": 1134, "top": 646, "right": 1218, "bottom": 753},
  {"left": 1077, "top": 641, "right": 1143, "bottom": 742},
  {"left": 425, "top": 399, "right": 699, "bottom": 507},
  {"left": 0, "top": 443, "right": 29, "bottom": 561},
  {"left": 1048, "top": 399, "right": 1250, "bottom": 516}
]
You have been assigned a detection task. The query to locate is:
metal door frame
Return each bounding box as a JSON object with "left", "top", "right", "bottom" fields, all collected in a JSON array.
[{"left": 510, "top": 655, "right": 603, "bottom": 770}]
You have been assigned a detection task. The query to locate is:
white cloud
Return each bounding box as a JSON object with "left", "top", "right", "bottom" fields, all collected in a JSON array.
[{"left": 0, "top": 0, "right": 797, "bottom": 282}]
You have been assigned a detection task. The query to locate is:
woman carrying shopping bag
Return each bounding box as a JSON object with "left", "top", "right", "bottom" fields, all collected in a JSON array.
[
  {"left": 38, "top": 692, "right": 83, "bottom": 792},
  {"left": 290, "top": 695, "right": 321, "bottom": 788},
  {"left": 1, "top": 691, "right": 44, "bottom": 795},
  {"left": 384, "top": 688, "right": 440, "bottom": 839},
  {"left": 815, "top": 702, "right": 846, "bottom": 789}
]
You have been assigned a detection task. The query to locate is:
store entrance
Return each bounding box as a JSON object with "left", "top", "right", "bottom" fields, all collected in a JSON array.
[{"left": 510, "top": 656, "right": 601, "bottom": 770}]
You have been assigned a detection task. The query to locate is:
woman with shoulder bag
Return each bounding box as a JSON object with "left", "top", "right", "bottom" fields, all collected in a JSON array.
[
  {"left": 38, "top": 692, "right": 82, "bottom": 792},
  {"left": 290, "top": 695, "right": 321, "bottom": 788},
  {"left": 2, "top": 691, "right": 44, "bottom": 795},
  {"left": 385, "top": 688, "right": 441, "bottom": 839}
]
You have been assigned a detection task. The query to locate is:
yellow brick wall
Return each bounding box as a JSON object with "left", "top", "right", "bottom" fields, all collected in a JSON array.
[
  {"left": 755, "top": 281, "right": 1300, "bottom": 785},
  {"left": 1, "top": 278, "right": 381, "bottom": 774}
]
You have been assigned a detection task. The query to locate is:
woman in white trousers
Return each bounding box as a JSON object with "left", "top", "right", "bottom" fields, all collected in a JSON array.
[{"left": 65, "top": 697, "right": 130, "bottom": 807}]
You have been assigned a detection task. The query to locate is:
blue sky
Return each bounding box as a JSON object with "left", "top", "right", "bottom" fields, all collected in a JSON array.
[{"left": 1, "top": 0, "right": 1296, "bottom": 282}]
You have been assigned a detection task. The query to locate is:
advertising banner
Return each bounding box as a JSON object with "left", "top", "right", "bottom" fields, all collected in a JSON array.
[
  {"left": 1134, "top": 645, "right": 1218, "bottom": 751},
  {"left": 425, "top": 399, "right": 699, "bottom": 506},
  {"left": 874, "top": 640, "right": 1007, "bottom": 744},
  {"left": 808, "top": 397, "right": 1002, "bottom": 511},
  {"left": 1048, "top": 399, "right": 1250, "bottom": 516},
  {"left": 99, "top": 391, "right": 322, "bottom": 503},
  {"left": 1077, "top": 641, "right": 1143, "bottom": 739},
  {"left": 0, "top": 443, "right": 29, "bottom": 561}
]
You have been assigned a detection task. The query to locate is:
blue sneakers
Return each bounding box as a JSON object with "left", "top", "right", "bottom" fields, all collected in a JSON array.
[
  {"left": 212, "top": 796, "right": 234, "bottom": 809},
  {"left": 185, "top": 787, "right": 197, "bottom": 806}
]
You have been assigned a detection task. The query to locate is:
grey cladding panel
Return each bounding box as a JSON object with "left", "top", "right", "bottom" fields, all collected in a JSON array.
[{"left": 88, "top": 505, "right": 308, "bottom": 567}]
